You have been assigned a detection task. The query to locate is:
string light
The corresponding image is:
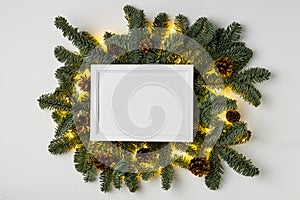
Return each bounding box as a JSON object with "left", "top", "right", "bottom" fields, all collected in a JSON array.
[{"left": 65, "top": 130, "right": 75, "bottom": 139}]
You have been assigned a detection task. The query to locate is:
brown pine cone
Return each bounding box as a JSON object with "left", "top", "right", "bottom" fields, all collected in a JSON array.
[
  {"left": 214, "top": 57, "right": 234, "bottom": 77},
  {"left": 189, "top": 156, "right": 210, "bottom": 177},
  {"left": 226, "top": 110, "right": 241, "bottom": 123},
  {"left": 139, "top": 38, "right": 152, "bottom": 53},
  {"left": 75, "top": 111, "right": 90, "bottom": 133},
  {"left": 77, "top": 74, "right": 90, "bottom": 92}
]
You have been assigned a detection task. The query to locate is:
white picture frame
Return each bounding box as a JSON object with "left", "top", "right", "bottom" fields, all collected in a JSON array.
[{"left": 90, "top": 64, "right": 194, "bottom": 142}]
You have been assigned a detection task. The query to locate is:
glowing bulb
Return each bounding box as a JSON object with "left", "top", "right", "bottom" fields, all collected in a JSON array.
[
  {"left": 204, "top": 147, "right": 213, "bottom": 156},
  {"left": 217, "top": 111, "right": 226, "bottom": 120},
  {"left": 66, "top": 130, "right": 75, "bottom": 139},
  {"left": 170, "top": 27, "right": 176, "bottom": 33},
  {"left": 171, "top": 149, "right": 193, "bottom": 160}
]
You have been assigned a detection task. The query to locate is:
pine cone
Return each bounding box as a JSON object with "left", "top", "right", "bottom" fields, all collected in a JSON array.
[
  {"left": 136, "top": 147, "right": 152, "bottom": 163},
  {"left": 139, "top": 38, "right": 152, "bottom": 53},
  {"left": 106, "top": 43, "right": 126, "bottom": 56},
  {"left": 77, "top": 74, "right": 90, "bottom": 92},
  {"left": 214, "top": 57, "right": 234, "bottom": 77},
  {"left": 93, "top": 152, "right": 114, "bottom": 170},
  {"left": 75, "top": 111, "right": 90, "bottom": 133},
  {"left": 189, "top": 156, "right": 210, "bottom": 177},
  {"left": 226, "top": 110, "right": 241, "bottom": 123}
]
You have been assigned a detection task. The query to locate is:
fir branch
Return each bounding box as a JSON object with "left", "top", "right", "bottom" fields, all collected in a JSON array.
[
  {"left": 55, "top": 65, "right": 78, "bottom": 78},
  {"left": 230, "top": 130, "right": 252, "bottom": 145},
  {"left": 172, "top": 155, "right": 190, "bottom": 169},
  {"left": 103, "top": 32, "right": 115, "bottom": 40},
  {"left": 187, "top": 17, "right": 215, "bottom": 45},
  {"left": 205, "top": 150, "right": 223, "bottom": 190},
  {"left": 161, "top": 165, "right": 175, "bottom": 190},
  {"left": 141, "top": 171, "right": 156, "bottom": 181},
  {"left": 123, "top": 5, "right": 146, "bottom": 29},
  {"left": 38, "top": 93, "right": 71, "bottom": 110},
  {"left": 235, "top": 67, "right": 271, "bottom": 84},
  {"left": 84, "top": 166, "right": 98, "bottom": 182},
  {"left": 100, "top": 168, "right": 113, "bottom": 193},
  {"left": 217, "top": 122, "right": 248, "bottom": 146},
  {"left": 158, "top": 144, "right": 172, "bottom": 167},
  {"left": 224, "top": 22, "right": 243, "bottom": 42},
  {"left": 51, "top": 110, "right": 66, "bottom": 125},
  {"left": 48, "top": 134, "right": 79, "bottom": 155},
  {"left": 74, "top": 145, "right": 98, "bottom": 182},
  {"left": 112, "top": 171, "right": 123, "bottom": 190},
  {"left": 54, "top": 16, "right": 98, "bottom": 55},
  {"left": 174, "top": 14, "right": 189, "bottom": 34},
  {"left": 218, "top": 146, "right": 259, "bottom": 177},
  {"left": 220, "top": 42, "right": 253, "bottom": 71},
  {"left": 54, "top": 46, "right": 83, "bottom": 66},
  {"left": 55, "top": 113, "right": 74, "bottom": 136},
  {"left": 229, "top": 81, "right": 262, "bottom": 107},
  {"left": 210, "top": 96, "right": 237, "bottom": 115},
  {"left": 153, "top": 13, "right": 169, "bottom": 28},
  {"left": 54, "top": 66, "right": 76, "bottom": 96},
  {"left": 112, "top": 160, "right": 130, "bottom": 189},
  {"left": 152, "top": 13, "right": 170, "bottom": 47},
  {"left": 124, "top": 173, "right": 139, "bottom": 192}
]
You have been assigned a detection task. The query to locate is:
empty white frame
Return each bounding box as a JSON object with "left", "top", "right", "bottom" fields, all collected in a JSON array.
[{"left": 90, "top": 64, "right": 194, "bottom": 142}]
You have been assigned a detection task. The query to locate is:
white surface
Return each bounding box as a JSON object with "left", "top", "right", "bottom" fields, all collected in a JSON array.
[
  {"left": 90, "top": 64, "right": 193, "bottom": 142},
  {"left": 0, "top": 0, "right": 299, "bottom": 199}
]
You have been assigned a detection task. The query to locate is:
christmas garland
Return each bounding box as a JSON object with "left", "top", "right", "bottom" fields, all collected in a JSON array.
[{"left": 38, "top": 5, "right": 271, "bottom": 192}]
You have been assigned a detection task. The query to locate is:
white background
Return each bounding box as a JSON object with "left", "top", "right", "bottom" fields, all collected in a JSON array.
[{"left": 0, "top": 0, "right": 299, "bottom": 199}]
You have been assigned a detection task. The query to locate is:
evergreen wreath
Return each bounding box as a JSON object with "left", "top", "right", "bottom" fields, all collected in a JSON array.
[{"left": 38, "top": 5, "right": 271, "bottom": 192}]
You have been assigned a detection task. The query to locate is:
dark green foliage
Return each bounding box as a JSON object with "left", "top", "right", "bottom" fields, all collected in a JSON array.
[
  {"left": 234, "top": 67, "right": 271, "bottom": 84},
  {"left": 205, "top": 151, "right": 224, "bottom": 190},
  {"left": 54, "top": 16, "right": 99, "bottom": 55},
  {"left": 217, "top": 122, "right": 247, "bottom": 146},
  {"left": 223, "top": 22, "right": 243, "bottom": 43},
  {"left": 153, "top": 13, "right": 169, "bottom": 28},
  {"left": 39, "top": 5, "right": 270, "bottom": 193},
  {"left": 173, "top": 155, "right": 190, "bottom": 169},
  {"left": 187, "top": 17, "right": 215, "bottom": 45},
  {"left": 38, "top": 93, "right": 71, "bottom": 110},
  {"left": 48, "top": 134, "right": 79, "bottom": 155},
  {"left": 113, "top": 171, "right": 123, "bottom": 190},
  {"left": 51, "top": 110, "right": 65, "bottom": 125},
  {"left": 152, "top": 13, "right": 170, "bottom": 46},
  {"left": 141, "top": 171, "right": 157, "bottom": 181},
  {"left": 100, "top": 168, "right": 113, "bottom": 192},
  {"left": 199, "top": 93, "right": 237, "bottom": 124},
  {"left": 112, "top": 160, "right": 130, "bottom": 190},
  {"left": 231, "top": 130, "right": 252, "bottom": 145},
  {"left": 229, "top": 81, "right": 262, "bottom": 106},
  {"left": 54, "top": 46, "right": 83, "bottom": 65},
  {"left": 123, "top": 5, "right": 146, "bottom": 29},
  {"left": 124, "top": 173, "right": 139, "bottom": 192},
  {"left": 219, "top": 42, "right": 253, "bottom": 71},
  {"left": 161, "top": 165, "right": 175, "bottom": 190},
  {"left": 218, "top": 146, "right": 259, "bottom": 177},
  {"left": 174, "top": 14, "right": 189, "bottom": 34},
  {"left": 103, "top": 32, "right": 115, "bottom": 40},
  {"left": 55, "top": 113, "right": 74, "bottom": 136},
  {"left": 84, "top": 166, "right": 98, "bottom": 182},
  {"left": 158, "top": 144, "right": 171, "bottom": 167},
  {"left": 74, "top": 145, "right": 98, "bottom": 182}
]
